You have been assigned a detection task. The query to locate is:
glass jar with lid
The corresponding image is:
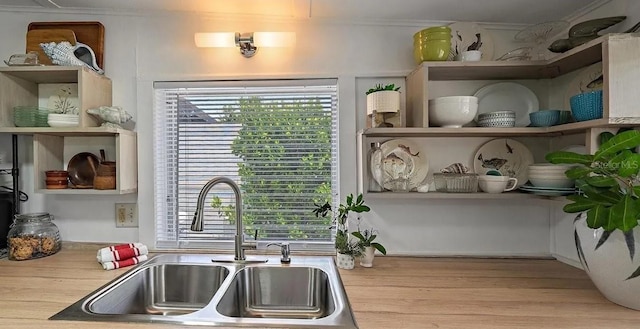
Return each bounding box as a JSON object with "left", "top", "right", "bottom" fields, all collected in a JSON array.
[{"left": 8, "top": 213, "right": 61, "bottom": 261}]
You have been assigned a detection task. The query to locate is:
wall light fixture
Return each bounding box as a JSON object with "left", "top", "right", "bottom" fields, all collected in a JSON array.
[{"left": 194, "top": 32, "right": 296, "bottom": 58}]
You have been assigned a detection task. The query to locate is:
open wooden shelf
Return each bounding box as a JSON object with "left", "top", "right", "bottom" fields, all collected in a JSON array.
[
  {"left": 422, "top": 33, "right": 605, "bottom": 81},
  {"left": 0, "top": 126, "right": 134, "bottom": 136},
  {"left": 360, "top": 118, "right": 635, "bottom": 137},
  {"left": 0, "top": 65, "right": 137, "bottom": 195},
  {"left": 364, "top": 191, "right": 565, "bottom": 200},
  {"left": 358, "top": 34, "right": 640, "bottom": 199}
]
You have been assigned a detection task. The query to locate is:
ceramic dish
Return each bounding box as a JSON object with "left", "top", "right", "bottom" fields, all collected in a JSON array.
[
  {"left": 473, "top": 139, "right": 534, "bottom": 188},
  {"left": 474, "top": 82, "right": 539, "bottom": 127},
  {"left": 519, "top": 184, "right": 576, "bottom": 196},
  {"left": 67, "top": 152, "right": 99, "bottom": 188},
  {"left": 564, "top": 62, "right": 602, "bottom": 111},
  {"left": 448, "top": 22, "right": 495, "bottom": 61},
  {"left": 373, "top": 139, "right": 429, "bottom": 191}
]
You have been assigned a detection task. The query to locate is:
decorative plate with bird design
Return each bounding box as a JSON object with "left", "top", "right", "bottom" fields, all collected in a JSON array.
[{"left": 473, "top": 138, "right": 534, "bottom": 188}]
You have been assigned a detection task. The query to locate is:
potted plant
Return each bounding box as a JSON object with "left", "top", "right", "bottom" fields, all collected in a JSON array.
[
  {"left": 352, "top": 227, "right": 386, "bottom": 267},
  {"left": 546, "top": 128, "right": 640, "bottom": 309},
  {"left": 366, "top": 84, "right": 401, "bottom": 128},
  {"left": 313, "top": 193, "right": 370, "bottom": 269}
]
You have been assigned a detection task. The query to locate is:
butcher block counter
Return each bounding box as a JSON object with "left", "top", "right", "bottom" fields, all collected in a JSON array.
[{"left": 1, "top": 247, "right": 640, "bottom": 329}]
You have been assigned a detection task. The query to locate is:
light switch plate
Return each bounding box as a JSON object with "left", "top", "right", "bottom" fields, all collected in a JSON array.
[{"left": 115, "top": 203, "right": 138, "bottom": 227}]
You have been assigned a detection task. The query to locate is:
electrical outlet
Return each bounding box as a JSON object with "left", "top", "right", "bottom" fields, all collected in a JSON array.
[{"left": 115, "top": 203, "right": 138, "bottom": 227}]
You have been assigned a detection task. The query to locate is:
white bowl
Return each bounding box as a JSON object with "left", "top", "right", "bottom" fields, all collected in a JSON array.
[
  {"left": 428, "top": 99, "right": 478, "bottom": 128},
  {"left": 528, "top": 176, "right": 575, "bottom": 188},
  {"left": 528, "top": 163, "right": 574, "bottom": 170},
  {"left": 432, "top": 96, "right": 478, "bottom": 104},
  {"left": 527, "top": 171, "right": 567, "bottom": 178}
]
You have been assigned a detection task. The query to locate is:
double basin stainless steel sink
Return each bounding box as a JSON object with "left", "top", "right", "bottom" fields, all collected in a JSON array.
[{"left": 51, "top": 254, "right": 358, "bottom": 328}]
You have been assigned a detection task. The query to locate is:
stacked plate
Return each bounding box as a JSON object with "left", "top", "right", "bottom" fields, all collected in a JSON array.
[
  {"left": 519, "top": 184, "right": 576, "bottom": 196},
  {"left": 48, "top": 113, "right": 79, "bottom": 127}
]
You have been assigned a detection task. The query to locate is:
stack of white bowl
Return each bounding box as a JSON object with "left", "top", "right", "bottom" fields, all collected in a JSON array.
[
  {"left": 527, "top": 163, "right": 575, "bottom": 188},
  {"left": 428, "top": 96, "right": 478, "bottom": 128},
  {"left": 48, "top": 113, "right": 79, "bottom": 127}
]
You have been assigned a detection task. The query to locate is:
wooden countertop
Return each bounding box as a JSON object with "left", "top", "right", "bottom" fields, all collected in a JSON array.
[{"left": 1, "top": 248, "right": 640, "bottom": 328}]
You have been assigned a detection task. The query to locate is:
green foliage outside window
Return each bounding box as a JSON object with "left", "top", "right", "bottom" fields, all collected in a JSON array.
[{"left": 211, "top": 97, "right": 334, "bottom": 240}]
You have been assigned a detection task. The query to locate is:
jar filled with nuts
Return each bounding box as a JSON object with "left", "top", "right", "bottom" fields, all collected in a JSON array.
[{"left": 8, "top": 213, "right": 61, "bottom": 261}]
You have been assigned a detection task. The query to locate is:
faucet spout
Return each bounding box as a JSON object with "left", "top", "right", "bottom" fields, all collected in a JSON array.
[{"left": 190, "top": 176, "right": 254, "bottom": 261}]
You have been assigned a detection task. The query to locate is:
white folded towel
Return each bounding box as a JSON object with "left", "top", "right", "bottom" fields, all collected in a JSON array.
[
  {"left": 97, "top": 242, "right": 145, "bottom": 254},
  {"left": 101, "top": 255, "right": 148, "bottom": 270}
]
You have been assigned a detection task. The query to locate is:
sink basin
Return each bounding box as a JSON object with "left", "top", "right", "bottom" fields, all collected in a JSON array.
[
  {"left": 51, "top": 254, "right": 358, "bottom": 328},
  {"left": 217, "top": 266, "right": 334, "bottom": 319},
  {"left": 87, "top": 263, "right": 229, "bottom": 315}
]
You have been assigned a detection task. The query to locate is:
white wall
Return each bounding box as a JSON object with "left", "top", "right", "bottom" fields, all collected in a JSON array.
[{"left": 0, "top": 0, "right": 631, "bottom": 256}]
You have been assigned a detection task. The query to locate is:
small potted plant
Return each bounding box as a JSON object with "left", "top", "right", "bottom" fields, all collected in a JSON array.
[
  {"left": 366, "top": 84, "right": 401, "bottom": 128},
  {"left": 352, "top": 227, "right": 386, "bottom": 267},
  {"left": 313, "top": 193, "right": 370, "bottom": 270},
  {"left": 545, "top": 128, "right": 640, "bottom": 310}
]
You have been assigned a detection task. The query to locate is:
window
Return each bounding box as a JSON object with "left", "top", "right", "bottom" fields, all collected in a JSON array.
[{"left": 154, "top": 79, "right": 338, "bottom": 250}]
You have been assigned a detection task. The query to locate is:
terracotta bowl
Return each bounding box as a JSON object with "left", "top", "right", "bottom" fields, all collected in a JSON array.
[{"left": 45, "top": 170, "right": 68, "bottom": 178}]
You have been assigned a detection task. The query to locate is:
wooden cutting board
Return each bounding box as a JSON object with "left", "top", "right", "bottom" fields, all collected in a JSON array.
[
  {"left": 26, "top": 29, "right": 77, "bottom": 66},
  {"left": 28, "top": 21, "right": 105, "bottom": 69}
]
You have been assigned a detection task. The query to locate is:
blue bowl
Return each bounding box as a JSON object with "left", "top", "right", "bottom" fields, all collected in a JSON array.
[
  {"left": 529, "top": 110, "right": 560, "bottom": 127},
  {"left": 570, "top": 90, "right": 603, "bottom": 122}
]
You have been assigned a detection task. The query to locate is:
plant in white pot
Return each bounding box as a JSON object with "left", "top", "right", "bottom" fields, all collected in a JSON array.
[
  {"left": 313, "top": 193, "right": 369, "bottom": 270},
  {"left": 366, "top": 84, "right": 400, "bottom": 128},
  {"left": 546, "top": 129, "right": 640, "bottom": 309},
  {"left": 352, "top": 227, "right": 386, "bottom": 267}
]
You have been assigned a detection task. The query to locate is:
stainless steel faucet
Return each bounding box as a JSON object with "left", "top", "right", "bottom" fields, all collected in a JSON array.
[{"left": 190, "top": 176, "right": 256, "bottom": 261}]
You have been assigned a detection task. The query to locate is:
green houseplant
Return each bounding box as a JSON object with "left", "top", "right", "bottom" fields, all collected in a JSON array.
[
  {"left": 365, "top": 84, "right": 401, "bottom": 95},
  {"left": 352, "top": 227, "right": 387, "bottom": 267},
  {"left": 546, "top": 129, "right": 640, "bottom": 234},
  {"left": 313, "top": 193, "right": 371, "bottom": 269},
  {"left": 546, "top": 128, "right": 640, "bottom": 309}
]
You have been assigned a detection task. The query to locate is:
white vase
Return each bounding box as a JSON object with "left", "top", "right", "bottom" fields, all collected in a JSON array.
[
  {"left": 574, "top": 214, "right": 640, "bottom": 310},
  {"left": 359, "top": 246, "right": 375, "bottom": 267},
  {"left": 336, "top": 252, "right": 355, "bottom": 270}
]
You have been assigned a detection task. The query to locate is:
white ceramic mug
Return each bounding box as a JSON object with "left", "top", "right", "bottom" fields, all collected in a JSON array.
[
  {"left": 478, "top": 175, "right": 518, "bottom": 193},
  {"left": 458, "top": 50, "right": 482, "bottom": 62}
]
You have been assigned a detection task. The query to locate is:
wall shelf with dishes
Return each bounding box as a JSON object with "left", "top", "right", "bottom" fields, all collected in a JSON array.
[
  {"left": 0, "top": 65, "right": 137, "bottom": 195},
  {"left": 358, "top": 33, "right": 640, "bottom": 199}
]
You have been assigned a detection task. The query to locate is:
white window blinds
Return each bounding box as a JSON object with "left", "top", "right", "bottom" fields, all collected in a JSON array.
[{"left": 154, "top": 79, "right": 338, "bottom": 250}]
